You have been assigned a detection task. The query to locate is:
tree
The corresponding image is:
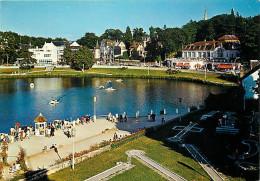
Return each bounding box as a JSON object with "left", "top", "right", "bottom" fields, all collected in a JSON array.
[
  {"left": 133, "top": 28, "right": 146, "bottom": 42},
  {"left": 124, "top": 26, "right": 133, "bottom": 50},
  {"left": 63, "top": 43, "right": 73, "bottom": 65},
  {"left": 130, "top": 49, "right": 139, "bottom": 60},
  {"left": 77, "top": 32, "right": 99, "bottom": 49},
  {"left": 122, "top": 51, "right": 129, "bottom": 59},
  {"left": 0, "top": 32, "right": 17, "bottom": 65},
  {"left": 71, "top": 46, "right": 94, "bottom": 70},
  {"left": 100, "top": 29, "right": 124, "bottom": 41},
  {"left": 17, "top": 46, "right": 37, "bottom": 66}
]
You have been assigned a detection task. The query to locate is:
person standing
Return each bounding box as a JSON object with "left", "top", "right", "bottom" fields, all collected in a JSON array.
[
  {"left": 120, "top": 114, "right": 123, "bottom": 122},
  {"left": 125, "top": 114, "right": 128, "bottom": 122}
]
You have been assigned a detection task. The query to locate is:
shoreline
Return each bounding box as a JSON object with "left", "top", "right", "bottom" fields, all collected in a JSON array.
[{"left": 0, "top": 72, "right": 236, "bottom": 87}]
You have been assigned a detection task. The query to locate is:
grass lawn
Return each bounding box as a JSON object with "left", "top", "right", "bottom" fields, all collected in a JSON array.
[
  {"left": 47, "top": 136, "right": 211, "bottom": 181},
  {"left": 87, "top": 68, "right": 232, "bottom": 83},
  {"left": 0, "top": 67, "right": 235, "bottom": 85}
]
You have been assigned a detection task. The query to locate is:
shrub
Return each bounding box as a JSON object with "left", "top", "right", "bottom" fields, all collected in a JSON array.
[
  {"left": 20, "top": 65, "right": 34, "bottom": 70},
  {"left": 111, "top": 129, "right": 145, "bottom": 149},
  {"left": 166, "top": 69, "right": 180, "bottom": 75},
  {"left": 17, "top": 147, "right": 28, "bottom": 171},
  {"left": 119, "top": 67, "right": 128, "bottom": 70},
  {"left": 218, "top": 73, "right": 238, "bottom": 83},
  {"left": 0, "top": 141, "right": 9, "bottom": 166}
]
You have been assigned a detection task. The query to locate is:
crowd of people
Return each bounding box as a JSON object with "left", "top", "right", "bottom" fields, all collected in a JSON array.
[{"left": 107, "top": 112, "right": 128, "bottom": 122}]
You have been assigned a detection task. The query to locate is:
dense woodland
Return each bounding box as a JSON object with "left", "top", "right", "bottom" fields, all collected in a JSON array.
[{"left": 0, "top": 12, "right": 259, "bottom": 64}]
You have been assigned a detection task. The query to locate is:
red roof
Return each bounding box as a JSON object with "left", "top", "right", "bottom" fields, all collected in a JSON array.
[
  {"left": 218, "top": 35, "right": 239, "bottom": 40},
  {"left": 217, "top": 64, "right": 232, "bottom": 69}
]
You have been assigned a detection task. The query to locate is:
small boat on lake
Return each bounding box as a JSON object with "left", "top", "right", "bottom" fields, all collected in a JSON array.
[
  {"left": 30, "top": 83, "right": 34, "bottom": 87},
  {"left": 49, "top": 100, "right": 59, "bottom": 105},
  {"left": 99, "top": 86, "right": 105, "bottom": 89},
  {"left": 105, "top": 87, "right": 116, "bottom": 91},
  {"left": 116, "top": 79, "right": 123, "bottom": 82}
]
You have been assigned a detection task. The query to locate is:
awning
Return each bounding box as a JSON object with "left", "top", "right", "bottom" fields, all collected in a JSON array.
[
  {"left": 177, "top": 63, "right": 183, "bottom": 66},
  {"left": 195, "top": 63, "right": 201, "bottom": 67},
  {"left": 217, "top": 64, "right": 232, "bottom": 69},
  {"left": 184, "top": 63, "right": 190, "bottom": 66}
]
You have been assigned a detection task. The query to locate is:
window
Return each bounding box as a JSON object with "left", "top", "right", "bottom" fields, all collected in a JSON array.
[
  {"left": 198, "top": 52, "right": 202, "bottom": 58},
  {"left": 44, "top": 54, "right": 51, "bottom": 57},
  {"left": 217, "top": 48, "right": 224, "bottom": 57},
  {"left": 192, "top": 52, "right": 195, "bottom": 58},
  {"left": 188, "top": 52, "right": 191, "bottom": 57}
]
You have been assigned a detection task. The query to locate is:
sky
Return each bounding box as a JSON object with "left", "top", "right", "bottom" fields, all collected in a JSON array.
[{"left": 0, "top": 0, "right": 259, "bottom": 41}]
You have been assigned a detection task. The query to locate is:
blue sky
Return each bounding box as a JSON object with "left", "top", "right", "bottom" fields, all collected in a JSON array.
[{"left": 0, "top": 0, "right": 259, "bottom": 40}]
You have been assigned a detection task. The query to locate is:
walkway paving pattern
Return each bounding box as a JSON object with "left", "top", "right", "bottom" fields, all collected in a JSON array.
[
  {"left": 6, "top": 114, "right": 179, "bottom": 171},
  {"left": 167, "top": 122, "right": 197, "bottom": 142},
  {"left": 85, "top": 162, "right": 133, "bottom": 181},
  {"left": 127, "top": 150, "right": 187, "bottom": 181},
  {"left": 184, "top": 144, "right": 224, "bottom": 181}
]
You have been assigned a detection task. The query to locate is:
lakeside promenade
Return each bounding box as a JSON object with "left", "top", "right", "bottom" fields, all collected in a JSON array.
[{"left": 5, "top": 114, "right": 179, "bottom": 172}]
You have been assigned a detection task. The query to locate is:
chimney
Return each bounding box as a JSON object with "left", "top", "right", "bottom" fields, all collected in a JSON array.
[{"left": 213, "top": 39, "right": 215, "bottom": 49}]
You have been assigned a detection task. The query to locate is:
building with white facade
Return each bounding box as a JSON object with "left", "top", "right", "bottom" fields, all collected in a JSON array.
[
  {"left": 241, "top": 61, "right": 259, "bottom": 100},
  {"left": 182, "top": 35, "right": 240, "bottom": 62},
  {"left": 29, "top": 41, "right": 80, "bottom": 65}
]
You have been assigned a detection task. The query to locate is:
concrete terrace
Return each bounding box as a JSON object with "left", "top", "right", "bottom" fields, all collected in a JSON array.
[{"left": 6, "top": 114, "right": 179, "bottom": 171}]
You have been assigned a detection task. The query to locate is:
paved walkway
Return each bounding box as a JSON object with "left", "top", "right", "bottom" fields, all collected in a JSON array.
[
  {"left": 127, "top": 150, "right": 187, "bottom": 181},
  {"left": 85, "top": 162, "right": 133, "bottom": 181},
  {"left": 184, "top": 144, "right": 224, "bottom": 181},
  {"left": 6, "top": 114, "right": 179, "bottom": 171},
  {"left": 167, "top": 122, "right": 197, "bottom": 142}
]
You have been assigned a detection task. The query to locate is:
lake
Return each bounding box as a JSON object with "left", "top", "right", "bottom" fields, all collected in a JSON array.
[{"left": 0, "top": 77, "right": 229, "bottom": 133}]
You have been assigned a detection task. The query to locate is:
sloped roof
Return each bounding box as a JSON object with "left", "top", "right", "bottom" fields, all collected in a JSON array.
[
  {"left": 52, "top": 41, "right": 66, "bottom": 47},
  {"left": 183, "top": 40, "right": 220, "bottom": 51},
  {"left": 34, "top": 113, "right": 47, "bottom": 123},
  {"left": 218, "top": 35, "right": 239, "bottom": 40},
  {"left": 69, "top": 41, "right": 80, "bottom": 47}
]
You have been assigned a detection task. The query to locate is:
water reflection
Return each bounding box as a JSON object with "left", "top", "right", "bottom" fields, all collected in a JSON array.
[{"left": 0, "top": 78, "right": 229, "bottom": 133}]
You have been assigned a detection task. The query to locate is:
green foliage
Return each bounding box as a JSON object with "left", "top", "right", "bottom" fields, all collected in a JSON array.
[
  {"left": 119, "top": 67, "right": 128, "bottom": 70},
  {"left": 76, "top": 32, "right": 99, "bottom": 49},
  {"left": 130, "top": 49, "right": 140, "bottom": 60},
  {"left": 133, "top": 28, "right": 147, "bottom": 42},
  {"left": 19, "top": 65, "right": 34, "bottom": 70},
  {"left": 218, "top": 73, "right": 238, "bottom": 83},
  {"left": 71, "top": 46, "right": 94, "bottom": 70},
  {"left": 122, "top": 51, "right": 129, "bottom": 60},
  {"left": 17, "top": 147, "right": 27, "bottom": 171},
  {"left": 100, "top": 29, "right": 124, "bottom": 41},
  {"left": 17, "top": 47, "right": 37, "bottom": 66},
  {"left": 0, "top": 159, "right": 2, "bottom": 179},
  {"left": 124, "top": 26, "right": 133, "bottom": 50},
  {"left": 111, "top": 131, "right": 145, "bottom": 149},
  {"left": 63, "top": 42, "right": 73, "bottom": 65},
  {"left": 165, "top": 69, "right": 180, "bottom": 75},
  {"left": 0, "top": 32, "right": 17, "bottom": 64},
  {"left": 0, "top": 141, "right": 9, "bottom": 166}
]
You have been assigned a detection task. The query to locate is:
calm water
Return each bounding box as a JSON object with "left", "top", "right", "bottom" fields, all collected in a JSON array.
[{"left": 0, "top": 78, "right": 229, "bottom": 133}]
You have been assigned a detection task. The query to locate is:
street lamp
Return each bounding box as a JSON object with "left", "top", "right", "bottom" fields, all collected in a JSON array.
[
  {"left": 178, "top": 97, "right": 182, "bottom": 122},
  {"left": 71, "top": 128, "right": 76, "bottom": 169},
  {"left": 94, "top": 96, "right": 97, "bottom": 122},
  {"left": 204, "top": 63, "right": 207, "bottom": 79}
]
